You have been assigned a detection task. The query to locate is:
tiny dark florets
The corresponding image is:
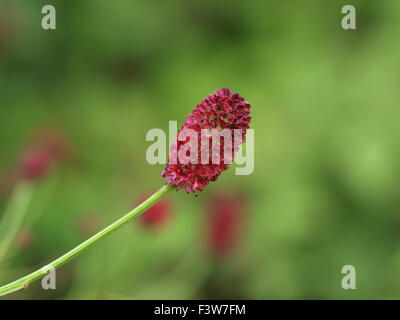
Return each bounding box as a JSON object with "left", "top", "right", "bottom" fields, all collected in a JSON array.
[{"left": 161, "top": 88, "right": 251, "bottom": 193}]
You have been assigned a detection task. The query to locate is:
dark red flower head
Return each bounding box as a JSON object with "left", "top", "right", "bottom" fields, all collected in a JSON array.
[
  {"left": 162, "top": 88, "right": 251, "bottom": 193},
  {"left": 204, "top": 191, "right": 248, "bottom": 259},
  {"left": 136, "top": 192, "right": 173, "bottom": 229}
]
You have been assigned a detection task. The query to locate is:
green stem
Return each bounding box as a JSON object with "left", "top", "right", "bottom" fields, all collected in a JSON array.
[
  {"left": 0, "top": 183, "right": 34, "bottom": 262},
  {"left": 0, "top": 184, "right": 174, "bottom": 296}
]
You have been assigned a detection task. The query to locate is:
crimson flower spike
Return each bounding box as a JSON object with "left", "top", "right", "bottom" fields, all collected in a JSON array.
[
  {"left": 162, "top": 88, "right": 251, "bottom": 193},
  {"left": 0, "top": 88, "right": 252, "bottom": 296}
]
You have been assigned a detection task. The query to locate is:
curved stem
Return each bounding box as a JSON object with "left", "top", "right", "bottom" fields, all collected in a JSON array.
[{"left": 0, "top": 184, "right": 174, "bottom": 296}]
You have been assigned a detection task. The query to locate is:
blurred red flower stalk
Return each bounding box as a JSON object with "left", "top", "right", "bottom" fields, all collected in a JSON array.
[{"left": 204, "top": 191, "right": 248, "bottom": 259}]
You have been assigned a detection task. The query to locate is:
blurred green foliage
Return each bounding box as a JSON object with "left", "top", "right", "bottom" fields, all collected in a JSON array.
[{"left": 1, "top": 0, "right": 400, "bottom": 299}]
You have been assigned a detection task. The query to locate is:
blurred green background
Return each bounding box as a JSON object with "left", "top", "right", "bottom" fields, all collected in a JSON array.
[{"left": 1, "top": 0, "right": 400, "bottom": 299}]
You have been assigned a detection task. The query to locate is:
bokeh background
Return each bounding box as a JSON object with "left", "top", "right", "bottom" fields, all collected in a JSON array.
[{"left": 1, "top": 0, "right": 400, "bottom": 299}]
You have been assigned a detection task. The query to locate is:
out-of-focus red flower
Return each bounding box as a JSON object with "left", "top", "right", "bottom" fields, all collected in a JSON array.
[
  {"left": 162, "top": 88, "right": 251, "bottom": 193},
  {"left": 19, "top": 147, "right": 52, "bottom": 181},
  {"left": 4, "top": 126, "right": 71, "bottom": 184},
  {"left": 204, "top": 191, "right": 248, "bottom": 259},
  {"left": 77, "top": 212, "right": 102, "bottom": 237},
  {"left": 135, "top": 191, "right": 173, "bottom": 229},
  {"left": 15, "top": 228, "right": 35, "bottom": 250}
]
